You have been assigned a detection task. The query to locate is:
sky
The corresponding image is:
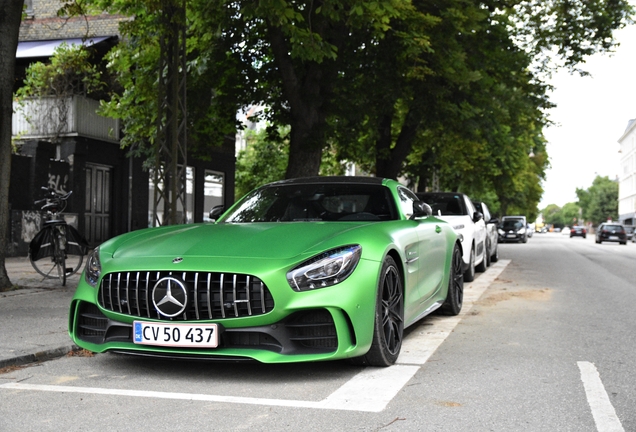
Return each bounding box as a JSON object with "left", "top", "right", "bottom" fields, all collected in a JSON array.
[{"left": 539, "top": 19, "right": 636, "bottom": 209}]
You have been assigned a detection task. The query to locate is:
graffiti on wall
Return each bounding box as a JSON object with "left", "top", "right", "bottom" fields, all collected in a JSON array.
[
  {"left": 47, "top": 173, "right": 68, "bottom": 195},
  {"left": 21, "top": 211, "right": 41, "bottom": 243}
]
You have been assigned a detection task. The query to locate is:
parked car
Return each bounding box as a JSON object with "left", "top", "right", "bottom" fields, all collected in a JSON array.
[
  {"left": 498, "top": 216, "right": 528, "bottom": 243},
  {"left": 595, "top": 223, "right": 627, "bottom": 245},
  {"left": 417, "top": 192, "right": 487, "bottom": 282},
  {"left": 624, "top": 225, "right": 635, "bottom": 241},
  {"left": 69, "top": 177, "right": 464, "bottom": 367},
  {"left": 569, "top": 226, "right": 587, "bottom": 238},
  {"left": 472, "top": 201, "right": 499, "bottom": 266}
]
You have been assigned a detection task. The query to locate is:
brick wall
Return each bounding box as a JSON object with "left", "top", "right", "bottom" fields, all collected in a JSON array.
[{"left": 20, "top": 0, "right": 128, "bottom": 41}]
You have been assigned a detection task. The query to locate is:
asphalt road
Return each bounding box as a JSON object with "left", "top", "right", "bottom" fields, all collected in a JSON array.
[{"left": 1, "top": 233, "right": 634, "bottom": 431}]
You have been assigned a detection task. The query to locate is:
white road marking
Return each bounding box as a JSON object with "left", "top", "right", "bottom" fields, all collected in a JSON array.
[
  {"left": 578, "top": 361, "right": 625, "bottom": 432},
  {"left": 0, "top": 261, "right": 510, "bottom": 412}
]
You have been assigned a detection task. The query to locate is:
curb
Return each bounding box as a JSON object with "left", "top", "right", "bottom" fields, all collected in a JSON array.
[{"left": 0, "top": 345, "right": 79, "bottom": 369}]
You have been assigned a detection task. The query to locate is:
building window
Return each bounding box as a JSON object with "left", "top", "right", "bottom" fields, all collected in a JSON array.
[
  {"left": 203, "top": 170, "right": 224, "bottom": 221},
  {"left": 148, "top": 166, "right": 195, "bottom": 226},
  {"left": 24, "top": 0, "right": 34, "bottom": 16}
]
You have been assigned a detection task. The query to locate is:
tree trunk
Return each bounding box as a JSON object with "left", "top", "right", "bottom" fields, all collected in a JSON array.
[
  {"left": 0, "top": 0, "right": 24, "bottom": 290},
  {"left": 268, "top": 26, "right": 326, "bottom": 179},
  {"left": 375, "top": 106, "right": 422, "bottom": 180}
]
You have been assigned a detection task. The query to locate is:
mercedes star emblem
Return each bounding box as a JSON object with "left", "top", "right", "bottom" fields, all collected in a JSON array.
[{"left": 152, "top": 276, "right": 188, "bottom": 317}]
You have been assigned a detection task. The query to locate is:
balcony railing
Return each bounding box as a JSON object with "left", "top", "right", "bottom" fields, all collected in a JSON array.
[{"left": 12, "top": 95, "right": 120, "bottom": 143}]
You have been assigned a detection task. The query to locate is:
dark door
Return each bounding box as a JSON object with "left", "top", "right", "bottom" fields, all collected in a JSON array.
[{"left": 85, "top": 163, "right": 111, "bottom": 245}]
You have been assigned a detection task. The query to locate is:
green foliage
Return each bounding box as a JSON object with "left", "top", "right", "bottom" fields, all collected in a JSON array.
[
  {"left": 235, "top": 127, "right": 289, "bottom": 199},
  {"left": 541, "top": 202, "right": 582, "bottom": 228},
  {"left": 15, "top": 43, "right": 104, "bottom": 99},
  {"left": 576, "top": 175, "right": 619, "bottom": 225},
  {"left": 235, "top": 125, "right": 346, "bottom": 199},
  {"left": 57, "top": 0, "right": 632, "bottom": 219}
]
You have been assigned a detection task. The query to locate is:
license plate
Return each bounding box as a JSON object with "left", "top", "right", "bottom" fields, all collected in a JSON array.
[
  {"left": 609, "top": 236, "right": 619, "bottom": 240},
  {"left": 507, "top": 234, "right": 517, "bottom": 238},
  {"left": 133, "top": 321, "right": 218, "bottom": 348}
]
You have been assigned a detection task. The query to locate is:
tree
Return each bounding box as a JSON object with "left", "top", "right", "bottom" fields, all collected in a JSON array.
[
  {"left": 0, "top": 0, "right": 25, "bottom": 291},
  {"left": 576, "top": 175, "right": 619, "bottom": 225}
]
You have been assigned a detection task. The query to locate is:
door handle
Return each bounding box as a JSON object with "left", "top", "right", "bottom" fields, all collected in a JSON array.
[{"left": 436, "top": 225, "right": 442, "bottom": 233}]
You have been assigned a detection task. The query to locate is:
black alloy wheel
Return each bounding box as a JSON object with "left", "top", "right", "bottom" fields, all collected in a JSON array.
[
  {"left": 357, "top": 256, "right": 404, "bottom": 367},
  {"left": 440, "top": 244, "right": 464, "bottom": 316}
]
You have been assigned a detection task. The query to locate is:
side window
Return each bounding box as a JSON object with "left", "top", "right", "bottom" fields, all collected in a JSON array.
[{"left": 397, "top": 187, "right": 418, "bottom": 219}]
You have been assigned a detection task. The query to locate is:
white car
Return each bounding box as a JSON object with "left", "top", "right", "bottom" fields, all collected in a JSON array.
[{"left": 417, "top": 192, "right": 487, "bottom": 282}]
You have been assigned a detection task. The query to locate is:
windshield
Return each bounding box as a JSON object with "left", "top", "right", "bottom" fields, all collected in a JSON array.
[
  {"left": 220, "top": 183, "right": 398, "bottom": 223},
  {"left": 418, "top": 194, "right": 466, "bottom": 216},
  {"left": 502, "top": 220, "right": 523, "bottom": 230}
]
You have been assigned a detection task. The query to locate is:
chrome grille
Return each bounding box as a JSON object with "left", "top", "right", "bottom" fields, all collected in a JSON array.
[{"left": 98, "top": 271, "right": 274, "bottom": 321}]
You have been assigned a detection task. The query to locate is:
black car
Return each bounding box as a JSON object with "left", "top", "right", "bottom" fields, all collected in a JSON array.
[
  {"left": 570, "top": 226, "right": 587, "bottom": 238},
  {"left": 595, "top": 223, "right": 627, "bottom": 245}
]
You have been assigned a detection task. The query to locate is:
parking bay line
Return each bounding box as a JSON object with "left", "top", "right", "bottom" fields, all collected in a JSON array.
[
  {"left": 0, "top": 260, "right": 510, "bottom": 413},
  {"left": 578, "top": 361, "right": 625, "bottom": 432}
]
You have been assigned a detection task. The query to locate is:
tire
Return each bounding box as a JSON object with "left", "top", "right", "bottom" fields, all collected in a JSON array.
[
  {"left": 357, "top": 256, "right": 404, "bottom": 367},
  {"left": 475, "top": 243, "right": 487, "bottom": 273},
  {"left": 440, "top": 244, "right": 464, "bottom": 316},
  {"left": 463, "top": 246, "right": 475, "bottom": 282},
  {"left": 491, "top": 243, "right": 499, "bottom": 263},
  {"left": 484, "top": 241, "right": 492, "bottom": 267}
]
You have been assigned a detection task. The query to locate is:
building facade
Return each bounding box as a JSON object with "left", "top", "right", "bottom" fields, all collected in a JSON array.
[
  {"left": 618, "top": 119, "right": 636, "bottom": 225},
  {"left": 8, "top": 1, "right": 236, "bottom": 257}
]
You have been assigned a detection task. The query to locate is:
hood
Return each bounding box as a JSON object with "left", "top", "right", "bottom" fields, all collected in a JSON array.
[{"left": 106, "top": 222, "right": 368, "bottom": 260}]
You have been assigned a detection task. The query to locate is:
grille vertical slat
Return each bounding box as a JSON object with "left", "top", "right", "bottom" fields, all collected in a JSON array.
[
  {"left": 232, "top": 274, "right": 238, "bottom": 317},
  {"left": 108, "top": 274, "right": 113, "bottom": 310},
  {"left": 98, "top": 271, "right": 274, "bottom": 321},
  {"left": 116, "top": 273, "right": 122, "bottom": 313},
  {"left": 135, "top": 272, "right": 140, "bottom": 316},
  {"left": 220, "top": 274, "right": 226, "bottom": 319},
  {"left": 206, "top": 273, "right": 212, "bottom": 319},
  {"left": 145, "top": 272, "right": 150, "bottom": 319},
  {"left": 194, "top": 272, "right": 200, "bottom": 320},
  {"left": 125, "top": 272, "right": 131, "bottom": 315},
  {"left": 245, "top": 276, "right": 252, "bottom": 316}
]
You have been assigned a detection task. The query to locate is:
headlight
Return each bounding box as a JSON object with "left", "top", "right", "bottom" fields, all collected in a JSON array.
[
  {"left": 518, "top": 228, "right": 526, "bottom": 234},
  {"left": 287, "top": 245, "right": 362, "bottom": 292},
  {"left": 84, "top": 247, "right": 101, "bottom": 287},
  {"left": 498, "top": 229, "right": 505, "bottom": 235}
]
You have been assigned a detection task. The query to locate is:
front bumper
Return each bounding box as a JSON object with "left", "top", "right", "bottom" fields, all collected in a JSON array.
[{"left": 68, "top": 259, "right": 382, "bottom": 364}]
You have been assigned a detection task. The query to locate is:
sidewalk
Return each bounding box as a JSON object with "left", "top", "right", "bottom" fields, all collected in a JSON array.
[{"left": 0, "top": 257, "right": 80, "bottom": 368}]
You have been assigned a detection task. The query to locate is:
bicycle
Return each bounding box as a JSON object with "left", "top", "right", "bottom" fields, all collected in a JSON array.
[{"left": 29, "top": 187, "right": 89, "bottom": 286}]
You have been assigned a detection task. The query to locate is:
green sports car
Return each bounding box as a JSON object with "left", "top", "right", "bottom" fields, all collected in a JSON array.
[{"left": 69, "top": 176, "right": 464, "bottom": 366}]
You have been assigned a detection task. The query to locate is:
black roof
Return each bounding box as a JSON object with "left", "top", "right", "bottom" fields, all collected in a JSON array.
[{"left": 266, "top": 176, "right": 385, "bottom": 186}]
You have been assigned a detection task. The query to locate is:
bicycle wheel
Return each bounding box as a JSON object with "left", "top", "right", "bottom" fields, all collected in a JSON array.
[
  {"left": 64, "top": 253, "right": 85, "bottom": 276},
  {"left": 55, "top": 247, "right": 66, "bottom": 286},
  {"left": 30, "top": 253, "right": 84, "bottom": 279}
]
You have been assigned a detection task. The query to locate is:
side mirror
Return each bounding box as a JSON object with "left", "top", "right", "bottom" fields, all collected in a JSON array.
[
  {"left": 489, "top": 217, "right": 499, "bottom": 225},
  {"left": 208, "top": 205, "right": 225, "bottom": 221},
  {"left": 473, "top": 211, "right": 483, "bottom": 223},
  {"left": 411, "top": 201, "right": 432, "bottom": 219}
]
